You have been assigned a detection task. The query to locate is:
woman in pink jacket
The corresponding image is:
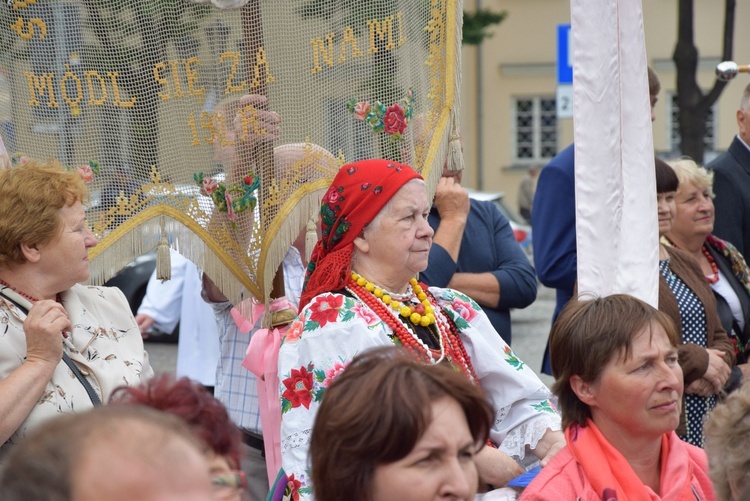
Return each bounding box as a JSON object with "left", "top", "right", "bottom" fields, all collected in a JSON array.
[{"left": 521, "top": 295, "right": 716, "bottom": 500}]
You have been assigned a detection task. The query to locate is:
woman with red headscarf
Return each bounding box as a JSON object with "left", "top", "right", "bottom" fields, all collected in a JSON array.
[{"left": 278, "top": 159, "right": 564, "bottom": 499}]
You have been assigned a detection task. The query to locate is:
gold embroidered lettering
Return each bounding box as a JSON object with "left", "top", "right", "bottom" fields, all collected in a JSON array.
[
  {"left": 220, "top": 52, "right": 246, "bottom": 94},
  {"left": 83, "top": 71, "right": 107, "bottom": 105},
  {"left": 60, "top": 64, "right": 83, "bottom": 110},
  {"left": 23, "top": 71, "right": 58, "bottom": 107},
  {"left": 338, "top": 26, "right": 363, "bottom": 63},
  {"left": 185, "top": 57, "right": 204, "bottom": 97},
  {"left": 107, "top": 72, "right": 136, "bottom": 108},
  {"left": 367, "top": 16, "right": 395, "bottom": 54},
  {"left": 249, "top": 47, "right": 275, "bottom": 89},
  {"left": 169, "top": 60, "right": 184, "bottom": 98},
  {"left": 396, "top": 11, "right": 405, "bottom": 46},
  {"left": 187, "top": 113, "right": 201, "bottom": 146},
  {"left": 153, "top": 62, "right": 171, "bottom": 100},
  {"left": 11, "top": 0, "right": 38, "bottom": 9},
  {"left": 238, "top": 104, "right": 264, "bottom": 142},
  {"left": 309, "top": 34, "right": 335, "bottom": 74}
]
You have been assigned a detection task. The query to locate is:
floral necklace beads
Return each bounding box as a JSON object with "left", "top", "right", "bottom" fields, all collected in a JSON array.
[{"left": 350, "top": 272, "right": 436, "bottom": 327}]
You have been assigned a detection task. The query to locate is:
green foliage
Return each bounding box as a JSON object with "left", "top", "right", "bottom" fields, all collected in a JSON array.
[
  {"left": 296, "top": 0, "right": 399, "bottom": 29},
  {"left": 462, "top": 9, "right": 507, "bottom": 45}
]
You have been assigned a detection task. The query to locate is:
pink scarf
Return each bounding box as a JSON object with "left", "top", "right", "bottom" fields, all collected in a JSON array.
[{"left": 566, "top": 420, "right": 707, "bottom": 500}]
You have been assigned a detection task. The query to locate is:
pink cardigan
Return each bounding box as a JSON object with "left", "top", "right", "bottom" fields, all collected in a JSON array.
[{"left": 520, "top": 432, "right": 715, "bottom": 500}]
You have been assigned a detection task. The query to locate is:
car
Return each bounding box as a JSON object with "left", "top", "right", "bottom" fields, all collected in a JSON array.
[{"left": 464, "top": 188, "right": 533, "bottom": 256}]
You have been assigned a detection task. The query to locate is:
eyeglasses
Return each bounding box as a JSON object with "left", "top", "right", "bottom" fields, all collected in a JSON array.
[{"left": 211, "top": 470, "right": 246, "bottom": 500}]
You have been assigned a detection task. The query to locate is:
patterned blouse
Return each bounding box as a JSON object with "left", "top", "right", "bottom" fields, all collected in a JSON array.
[
  {"left": 659, "top": 259, "right": 714, "bottom": 447},
  {"left": 0, "top": 284, "right": 153, "bottom": 456},
  {"left": 278, "top": 286, "right": 561, "bottom": 499}
]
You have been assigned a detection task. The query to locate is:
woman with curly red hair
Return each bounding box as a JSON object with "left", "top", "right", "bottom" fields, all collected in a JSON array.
[{"left": 111, "top": 375, "right": 245, "bottom": 501}]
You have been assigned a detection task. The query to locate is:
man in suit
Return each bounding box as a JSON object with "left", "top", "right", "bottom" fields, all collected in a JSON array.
[{"left": 708, "top": 82, "right": 750, "bottom": 256}]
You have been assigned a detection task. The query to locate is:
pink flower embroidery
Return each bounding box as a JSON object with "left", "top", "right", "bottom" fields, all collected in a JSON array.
[
  {"left": 451, "top": 298, "right": 478, "bottom": 322},
  {"left": 284, "top": 318, "right": 305, "bottom": 343},
  {"left": 383, "top": 104, "right": 407, "bottom": 135},
  {"left": 76, "top": 165, "right": 94, "bottom": 184},
  {"left": 225, "top": 190, "right": 236, "bottom": 221},
  {"left": 201, "top": 177, "right": 219, "bottom": 196},
  {"left": 323, "top": 361, "right": 348, "bottom": 386},
  {"left": 352, "top": 302, "right": 380, "bottom": 325},
  {"left": 353, "top": 101, "right": 370, "bottom": 121},
  {"left": 324, "top": 186, "right": 341, "bottom": 205}
]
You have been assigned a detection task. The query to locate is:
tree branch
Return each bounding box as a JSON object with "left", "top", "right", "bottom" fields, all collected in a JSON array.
[{"left": 701, "top": 0, "right": 736, "bottom": 110}]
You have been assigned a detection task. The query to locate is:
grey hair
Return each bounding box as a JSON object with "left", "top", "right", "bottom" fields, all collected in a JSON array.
[
  {"left": 741, "top": 82, "right": 750, "bottom": 111},
  {"left": 704, "top": 382, "right": 750, "bottom": 501},
  {"left": 668, "top": 158, "right": 715, "bottom": 198}
]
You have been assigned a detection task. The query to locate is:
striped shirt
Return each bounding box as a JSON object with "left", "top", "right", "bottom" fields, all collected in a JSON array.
[{"left": 210, "top": 246, "right": 305, "bottom": 434}]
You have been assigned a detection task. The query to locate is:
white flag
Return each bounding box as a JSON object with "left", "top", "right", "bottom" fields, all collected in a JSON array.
[{"left": 572, "top": 0, "right": 658, "bottom": 307}]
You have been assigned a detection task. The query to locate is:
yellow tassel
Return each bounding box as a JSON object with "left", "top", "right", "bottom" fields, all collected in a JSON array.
[
  {"left": 156, "top": 237, "right": 171, "bottom": 282},
  {"left": 305, "top": 218, "right": 317, "bottom": 264},
  {"left": 446, "top": 114, "right": 464, "bottom": 173}
]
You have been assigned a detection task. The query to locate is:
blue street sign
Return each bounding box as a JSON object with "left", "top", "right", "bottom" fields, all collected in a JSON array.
[{"left": 557, "top": 24, "right": 572, "bottom": 84}]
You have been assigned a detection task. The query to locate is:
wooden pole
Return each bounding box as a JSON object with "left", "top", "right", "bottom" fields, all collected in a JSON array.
[{"left": 241, "top": 1, "right": 294, "bottom": 326}]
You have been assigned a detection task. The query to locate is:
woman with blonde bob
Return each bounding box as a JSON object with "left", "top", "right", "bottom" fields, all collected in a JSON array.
[
  {"left": 665, "top": 158, "right": 750, "bottom": 389},
  {"left": 0, "top": 159, "right": 152, "bottom": 454},
  {"left": 310, "top": 346, "right": 493, "bottom": 501},
  {"left": 522, "top": 295, "right": 716, "bottom": 500},
  {"left": 654, "top": 158, "right": 733, "bottom": 447},
  {"left": 704, "top": 381, "right": 750, "bottom": 500}
]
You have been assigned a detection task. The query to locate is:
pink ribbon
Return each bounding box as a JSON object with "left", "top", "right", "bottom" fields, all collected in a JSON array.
[{"left": 241, "top": 297, "right": 296, "bottom": 487}]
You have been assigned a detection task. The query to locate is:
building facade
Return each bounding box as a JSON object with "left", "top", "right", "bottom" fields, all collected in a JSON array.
[{"left": 460, "top": 0, "right": 750, "bottom": 210}]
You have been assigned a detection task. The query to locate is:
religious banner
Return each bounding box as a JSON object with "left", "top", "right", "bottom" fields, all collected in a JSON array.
[
  {"left": 571, "top": 0, "right": 659, "bottom": 307},
  {"left": 0, "top": 0, "right": 463, "bottom": 305}
]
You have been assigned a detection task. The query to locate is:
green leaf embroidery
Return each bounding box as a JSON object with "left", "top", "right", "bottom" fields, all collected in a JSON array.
[
  {"left": 313, "top": 388, "right": 325, "bottom": 403},
  {"left": 340, "top": 310, "right": 355, "bottom": 322},
  {"left": 532, "top": 400, "right": 556, "bottom": 414},
  {"left": 281, "top": 399, "right": 292, "bottom": 414},
  {"left": 303, "top": 319, "right": 320, "bottom": 331},
  {"left": 453, "top": 315, "right": 470, "bottom": 330},
  {"left": 503, "top": 346, "right": 525, "bottom": 371}
]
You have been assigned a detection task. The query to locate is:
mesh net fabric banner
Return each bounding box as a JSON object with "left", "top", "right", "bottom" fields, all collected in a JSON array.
[{"left": 0, "top": 0, "right": 463, "bottom": 306}]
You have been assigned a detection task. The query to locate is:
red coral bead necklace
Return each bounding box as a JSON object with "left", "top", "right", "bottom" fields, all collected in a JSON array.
[
  {"left": 701, "top": 245, "right": 720, "bottom": 284},
  {"left": 346, "top": 272, "right": 478, "bottom": 380},
  {"left": 0, "top": 277, "right": 41, "bottom": 303}
]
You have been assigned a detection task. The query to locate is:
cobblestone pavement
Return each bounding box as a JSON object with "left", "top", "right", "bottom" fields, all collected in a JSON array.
[{"left": 508, "top": 284, "right": 555, "bottom": 388}]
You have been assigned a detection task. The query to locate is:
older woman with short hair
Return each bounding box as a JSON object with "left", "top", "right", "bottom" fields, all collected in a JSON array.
[
  {"left": 279, "top": 159, "right": 563, "bottom": 500},
  {"left": 521, "top": 295, "right": 715, "bottom": 499},
  {"left": 311, "top": 347, "right": 492, "bottom": 501},
  {"left": 0, "top": 159, "right": 152, "bottom": 454},
  {"left": 654, "top": 158, "right": 734, "bottom": 447},
  {"left": 666, "top": 158, "right": 750, "bottom": 388}
]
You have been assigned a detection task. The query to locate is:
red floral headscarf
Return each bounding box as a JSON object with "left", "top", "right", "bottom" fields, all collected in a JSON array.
[{"left": 300, "top": 159, "right": 422, "bottom": 309}]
